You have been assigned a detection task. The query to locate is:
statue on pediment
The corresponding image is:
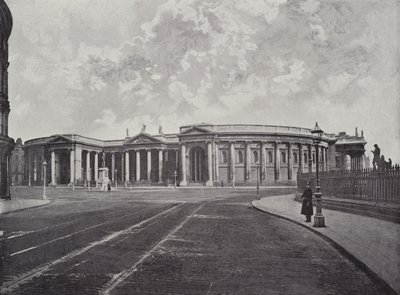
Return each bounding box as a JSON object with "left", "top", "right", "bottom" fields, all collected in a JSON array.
[
  {"left": 141, "top": 124, "right": 146, "bottom": 133},
  {"left": 126, "top": 128, "right": 129, "bottom": 137},
  {"left": 159, "top": 125, "right": 163, "bottom": 134}
]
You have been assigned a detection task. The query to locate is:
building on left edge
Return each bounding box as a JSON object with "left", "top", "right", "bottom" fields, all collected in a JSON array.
[{"left": 0, "top": 0, "right": 14, "bottom": 199}]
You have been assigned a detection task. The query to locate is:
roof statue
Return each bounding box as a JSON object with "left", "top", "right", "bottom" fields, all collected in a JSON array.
[
  {"left": 126, "top": 128, "right": 129, "bottom": 137},
  {"left": 158, "top": 125, "right": 163, "bottom": 134},
  {"left": 141, "top": 124, "right": 146, "bottom": 133}
]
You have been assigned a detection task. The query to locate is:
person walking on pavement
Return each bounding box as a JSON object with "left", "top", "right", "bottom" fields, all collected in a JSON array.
[{"left": 301, "top": 181, "right": 313, "bottom": 222}]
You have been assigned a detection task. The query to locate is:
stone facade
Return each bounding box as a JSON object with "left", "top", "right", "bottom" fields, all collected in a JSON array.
[
  {"left": 0, "top": 0, "right": 14, "bottom": 198},
  {"left": 14, "top": 123, "right": 368, "bottom": 187}
]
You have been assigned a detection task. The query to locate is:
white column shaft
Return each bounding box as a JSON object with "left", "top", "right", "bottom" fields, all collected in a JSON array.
[{"left": 94, "top": 153, "right": 99, "bottom": 181}]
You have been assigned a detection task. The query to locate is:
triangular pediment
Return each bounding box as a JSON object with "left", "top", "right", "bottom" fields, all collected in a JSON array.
[
  {"left": 48, "top": 135, "right": 73, "bottom": 144},
  {"left": 180, "top": 126, "right": 211, "bottom": 135},
  {"left": 126, "top": 133, "right": 163, "bottom": 144}
]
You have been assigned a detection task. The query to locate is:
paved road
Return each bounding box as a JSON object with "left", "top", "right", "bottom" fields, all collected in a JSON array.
[{"left": 0, "top": 188, "right": 391, "bottom": 294}]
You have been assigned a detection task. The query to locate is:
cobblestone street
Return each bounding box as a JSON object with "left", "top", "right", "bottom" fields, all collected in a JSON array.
[{"left": 0, "top": 188, "right": 391, "bottom": 294}]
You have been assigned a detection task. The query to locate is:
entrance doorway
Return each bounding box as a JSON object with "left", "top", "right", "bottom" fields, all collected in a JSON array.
[{"left": 189, "top": 147, "right": 206, "bottom": 183}]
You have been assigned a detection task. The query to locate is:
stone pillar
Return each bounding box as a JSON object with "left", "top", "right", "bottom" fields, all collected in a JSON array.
[
  {"left": 245, "top": 141, "right": 251, "bottom": 182},
  {"left": 94, "top": 152, "right": 99, "bottom": 181},
  {"left": 75, "top": 146, "right": 82, "bottom": 181},
  {"left": 274, "top": 142, "right": 280, "bottom": 181},
  {"left": 230, "top": 142, "right": 235, "bottom": 185},
  {"left": 288, "top": 143, "right": 293, "bottom": 180},
  {"left": 136, "top": 150, "right": 141, "bottom": 181},
  {"left": 120, "top": 152, "right": 124, "bottom": 182},
  {"left": 321, "top": 147, "right": 325, "bottom": 171},
  {"left": 298, "top": 144, "right": 304, "bottom": 174},
  {"left": 158, "top": 149, "right": 163, "bottom": 183},
  {"left": 33, "top": 153, "right": 37, "bottom": 182},
  {"left": 51, "top": 150, "right": 56, "bottom": 186},
  {"left": 125, "top": 151, "right": 130, "bottom": 183},
  {"left": 179, "top": 144, "right": 187, "bottom": 186},
  {"left": 308, "top": 144, "right": 313, "bottom": 173},
  {"left": 70, "top": 149, "right": 75, "bottom": 184},
  {"left": 261, "top": 142, "right": 266, "bottom": 181},
  {"left": 206, "top": 142, "right": 213, "bottom": 186},
  {"left": 86, "top": 151, "right": 91, "bottom": 182},
  {"left": 147, "top": 149, "right": 151, "bottom": 182},
  {"left": 215, "top": 144, "right": 219, "bottom": 182},
  {"left": 111, "top": 153, "right": 115, "bottom": 181}
]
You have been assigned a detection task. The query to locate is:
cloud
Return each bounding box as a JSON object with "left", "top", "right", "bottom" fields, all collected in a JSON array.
[{"left": 6, "top": 0, "right": 400, "bottom": 163}]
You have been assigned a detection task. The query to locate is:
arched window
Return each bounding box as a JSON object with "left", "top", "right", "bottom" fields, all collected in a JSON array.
[
  {"left": 281, "top": 152, "right": 286, "bottom": 164},
  {"left": 237, "top": 151, "right": 244, "bottom": 163},
  {"left": 253, "top": 151, "right": 259, "bottom": 163},
  {"left": 268, "top": 151, "right": 273, "bottom": 163},
  {"left": 294, "top": 152, "right": 298, "bottom": 164},
  {"left": 304, "top": 153, "right": 308, "bottom": 164},
  {"left": 221, "top": 151, "right": 227, "bottom": 164}
]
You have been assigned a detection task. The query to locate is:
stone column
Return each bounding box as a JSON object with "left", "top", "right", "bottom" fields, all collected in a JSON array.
[
  {"left": 147, "top": 149, "right": 151, "bottom": 182},
  {"left": 288, "top": 143, "right": 293, "bottom": 180},
  {"left": 136, "top": 150, "right": 141, "bottom": 182},
  {"left": 111, "top": 153, "right": 115, "bottom": 181},
  {"left": 274, "top": 142, "right": 280, "bottom": 181},
  {"left": 298, "top": 144, "right": 304, "bottom": 174},
  {"left": 230, "top": 142, "right": 235, "bottom": 185},
  {"left": 33, "top": 153, "right": 37, "bottom": 182},
  {"left": 179, "top": 144, "right": 187, "bottom": 186},
  {"left": 94, "top": 152, "right": 99, "bottom": 181},
  {"left": 308, "top": 144, "right": 313, "bottom": 173},
  {"left": 75, "top": 146, "right": 82, "bottom": 181},
  {"left": 261, "top": 142, "right": 266, "bottom": 181},
  {"left": 70, "top": 149, "right": 75, "bottom": 184},
  {"left": 158, "top": 149, "right": 163, "bottom": 183},
  {"left": 321, "top": 147, "right": 325, "bottom": 172},
  {"left": 245, "top": 141, "right": 251, "bottom": 182},
  {"left": 86, "top": 151, "right": 91, "bottom": 182},
  {"left": 125, "top": 151, "right": 130, "bottom": 183},
  {"left": 51, "top": 150, "right": 56, "bottom": 186},
  {"left": 215, "top": 144, "right": 219, "bottom": 182},
  {"left": 120, "top": 152, "right": 124, "bottom": 182},
  {"left": 206, "top": 142, "right": 213, "bottom": 186}
]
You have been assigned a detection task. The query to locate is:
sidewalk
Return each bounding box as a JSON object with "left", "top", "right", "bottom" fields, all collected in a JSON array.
[
  {"left": 0, "top": 198, "right": 50, "bottom": 214},
  {"left": 252, "top": 194, "right": 400, "bottom": 294}
]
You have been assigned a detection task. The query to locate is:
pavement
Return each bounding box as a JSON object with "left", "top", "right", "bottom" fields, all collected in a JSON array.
[
  {"left": 252, "top": 194, "right": 400, "bottom": 294},
  {"left": 0, "top": 198, "right": 51, "bottom": 214}
]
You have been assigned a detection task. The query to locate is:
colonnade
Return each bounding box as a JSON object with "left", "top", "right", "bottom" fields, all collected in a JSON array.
[
  {"left": 179, "top": 141, "right": 329, "bottom": 186},
  {"left": 44, "top": 147, "right": 170, "bottom": 186}
]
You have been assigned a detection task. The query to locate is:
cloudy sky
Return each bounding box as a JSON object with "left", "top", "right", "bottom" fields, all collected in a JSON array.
[{"left": 6, "top": 0, "right": 400, "bottom": 163}]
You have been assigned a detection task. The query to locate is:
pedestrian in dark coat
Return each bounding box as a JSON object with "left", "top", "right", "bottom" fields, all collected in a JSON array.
[{"left": 301, "top": 182, "right": 313, "bottom": 222}]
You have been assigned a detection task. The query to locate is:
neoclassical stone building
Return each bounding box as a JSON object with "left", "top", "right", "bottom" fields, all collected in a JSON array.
[
  {"left": 0, "top": 0, "right": 14, "bottom": 198},
  {"left": 19, "top": 123, "right": 368, "bottom": 187}
]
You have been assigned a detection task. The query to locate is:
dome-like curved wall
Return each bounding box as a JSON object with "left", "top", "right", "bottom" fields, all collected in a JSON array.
[{"left": 19, "top": 123, "right": 363, "bottom": 187}]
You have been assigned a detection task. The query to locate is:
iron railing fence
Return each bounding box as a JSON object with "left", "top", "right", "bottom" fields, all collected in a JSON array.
[{"left": 297, "top": 167, "right": 400, "bottom": 203}]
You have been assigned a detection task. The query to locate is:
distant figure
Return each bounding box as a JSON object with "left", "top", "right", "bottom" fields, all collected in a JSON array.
[
  {"left": 141, "top": 124, "right": 146, "bottom": 133},
  {"left": 301, "top": 182, "right": 313, "bottom": 222},
  {"left": 126, "top": 128, "right": 129, "bottom": 137},
  {"left": 371, "top": 144, "right": 381, "bottom": 170},
  {"left": 158, "top": 125, "right": 163, "bottom": 134}
]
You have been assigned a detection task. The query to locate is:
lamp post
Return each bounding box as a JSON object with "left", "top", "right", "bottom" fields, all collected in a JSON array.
[
  {"left": 42, "top": 161, "right": 48, "bottom": 200},
  {"left": 173, "top": 171, "right": 177, "bottom": 188},
  {"left": 115, "top": 169, "right": 118, "bottom": 190},
  {"left": 256, "top": 163, "right": 260, "bottom": 199},
  {"left": 311, "top": 122, "right": 325, "bottom": 227}
]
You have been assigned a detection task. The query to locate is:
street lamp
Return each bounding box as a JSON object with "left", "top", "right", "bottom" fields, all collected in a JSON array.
[
  {"left": 173, "top": 170, "right": 177, "bottom": 188},
  {"left": 256, "top": 163, "right": 260, "bottom": 199},
  {"left": 311, "top": 122, "right": 325, "bottom": 227},
  {"left": 42, "top": 161, "right": 48, "bottom": 200},
  {"left": 115, "top": 169, "right": 118, "bottom": 190}
]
